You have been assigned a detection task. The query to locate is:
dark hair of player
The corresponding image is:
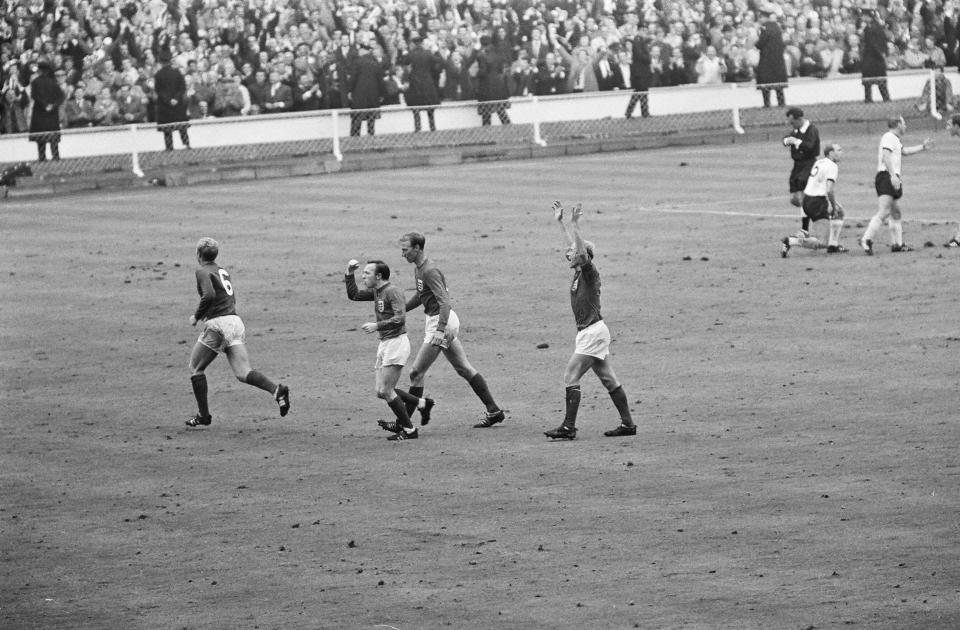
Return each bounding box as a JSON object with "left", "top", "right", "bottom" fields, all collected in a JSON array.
[
  {"left": 368, "top": 260, "right": 390, "bottom": 280},
  {"left": 401, "top": 232, "right": 426, "bottom": 250},
  {"left": 887, "top": 116, "right": 904, "bottom": 129}
]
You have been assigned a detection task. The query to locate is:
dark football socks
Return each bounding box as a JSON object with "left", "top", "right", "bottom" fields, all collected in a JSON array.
[
  {"left": 191, "top": 374, "right": 209, "bottom": 417},
  {"left": 468, "top": 373, "right": 498, "bottom": 413},
  {"left": 404, "top": 386, "right": 424, "bottom": 416},
  {"left": 388, "top": 396, "right": 414, "bottom": 429},
  {"left": 564, "top": 384, "right": 581, "bottom": 428},
  {"left": 609, "top": 385, "right": 634, "bottom": 426},
  {"left": 244, "top": 370, "right": 276, "bottom": 394}
]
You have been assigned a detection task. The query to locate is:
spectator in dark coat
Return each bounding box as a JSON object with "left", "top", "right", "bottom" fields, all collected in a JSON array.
[
  {"left": 625, "top": 33, "right": 653, "bottom": 118},
  {"left": 400, "top": 34, "right": 442, "bottom": 132},
  {"left": 29, "top": 61, "right": 65, "bottom": 161},
  {"left": 348, "top": 43, "right": 385, "bottom": 136},
  {"left": 471, "top": 34, "right": 511, "bottom": 126},
  {"left": 154, "top": 49, "right": 190, "bottom": 150},
  {"left": 755, "top": 6, "right": 788, "bottom": 107},
  {"left": 861, "top": 11, "right": 890, "bottom": 102}
]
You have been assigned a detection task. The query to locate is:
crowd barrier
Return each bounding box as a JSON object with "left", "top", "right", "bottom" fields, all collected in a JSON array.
[{"left": 0, "top": 69, "right": 949, "bottom": 178}]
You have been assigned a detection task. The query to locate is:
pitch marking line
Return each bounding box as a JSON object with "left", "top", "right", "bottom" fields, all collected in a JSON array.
[{"left": 633, "top": 197, "right": 959, "bottom": 225}]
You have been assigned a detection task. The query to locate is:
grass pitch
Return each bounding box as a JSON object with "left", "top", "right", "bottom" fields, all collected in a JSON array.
[{"left": 3, "top": 128, "right": 960, "bottom": 630}]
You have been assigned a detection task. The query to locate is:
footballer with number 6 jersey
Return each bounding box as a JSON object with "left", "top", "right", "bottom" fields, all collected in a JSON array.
[
  {"left": 859, "top": 116, "right": 933, "bottom": 254},
  {"left": 399, "top": 231, "right": 506, "bottom": 429},
  {"left": 780, "top": 144, "right": 847, "bottom": 256},
  {"left": 345, "top": 259, "right": 424, "bottom": 441},
  {"left": 544, "top": 201, "right": 636, "bottom": 441},
  {"left": 185, "top": 237, "right": 290, "bottom": 428}
]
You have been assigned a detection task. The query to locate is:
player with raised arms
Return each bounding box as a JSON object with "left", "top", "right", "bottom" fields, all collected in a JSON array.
[
  {"left": 545, "top": 201, "right": 637, "bottom": 440},
  {"left": 185, "top": 237, "right": 290, "bottom": 427}
]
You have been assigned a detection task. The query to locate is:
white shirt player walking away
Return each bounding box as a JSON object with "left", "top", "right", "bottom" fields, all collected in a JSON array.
[
  {"left": 780, "top": 144, "right": 847, "bottom": 256},
  {"left": 859, "top": 115, "right": 933, "bottom": 255}
]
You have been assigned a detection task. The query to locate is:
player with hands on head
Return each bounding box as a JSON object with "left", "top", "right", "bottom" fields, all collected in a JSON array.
[
  {"left": 545, "top": 201, "right": 637, "bottom": 440},
  {"left": 399, "top": 232, "right": 506, "bottom": 428},
  {"left": 345, "top": 258, "right": 425, "bottom": 440},
  {"left": 780, "top": 143, "right": 847, "bottom": 256},
  {"left": 859, "top": 115, "right": 933, "bottom": 254},
  {"left": 186, "top": 237, "right": 290, "bottom": 427}
]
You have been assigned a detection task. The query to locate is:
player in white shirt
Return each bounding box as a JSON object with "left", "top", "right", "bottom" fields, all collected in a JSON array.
[
  {"left": 780, "top": 144, "right": 847, "bottom": 256},
  {"left": 859, "top": 116, "right": 933, "bottom": 254}
]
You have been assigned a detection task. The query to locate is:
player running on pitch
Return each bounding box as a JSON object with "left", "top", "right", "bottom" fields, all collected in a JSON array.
[
  {"left": 185, "top": 237, "right": 290, "bottom": 427},
  {"left": 545, "top": 200, "right": 636, "bottom": 440},
  {"left": 780, "top": 143, "right": 847, "bottom": 256}
]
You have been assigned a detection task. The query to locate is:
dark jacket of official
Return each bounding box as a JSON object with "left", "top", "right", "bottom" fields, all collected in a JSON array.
[
  {"left": 861, "top": 21, "right": 888, "bottom": 78},
  {"left": 631, "top": 36, "right": 653, "bottom": 91},
  {"left": 473, "top": 44, "right": 511, "bottom": 102},
  {"left": 401, "top": 44, "right": 442, "bottom": 107},
  {"left": 154, "top": 63, "right": 188, "bottom": 125},
  {"left": 349, "top": 53, "right": 385, "bottom": 110},
  {"left": 29, "top": 71, "right": 65, "bottom": 140},
  {"left": 755, "top": 21, "right": 788, "bottom": 85}
]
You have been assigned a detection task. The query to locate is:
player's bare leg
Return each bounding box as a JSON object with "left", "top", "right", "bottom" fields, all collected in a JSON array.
[
  {"left": 887, "top": 202, "right": 910, "bottom": 251},
  {"left": 376, "top": 365, "right": 417, "bottom": 439},
  {"left": 442, "top": 338, "right": 505, "bottom": 427},
  {"left": 790, "top": 191, "right": 810, "bottom": 233},
  {"left": 224, "top": 344, "right": 290, "bottom": 417},
  {"left": 591, "top": 359, "right": 636, "bottom": 436},
  {"left": 861, "top": 197, "right": 893, "bottom": 255},
  {"left": 186, "top": 342, "right": 218, "bottom": 426}
]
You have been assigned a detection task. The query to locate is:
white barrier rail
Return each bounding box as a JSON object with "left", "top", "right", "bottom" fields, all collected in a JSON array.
[{"left": 0, "top": 69, "right": 945, "bottom": 166}]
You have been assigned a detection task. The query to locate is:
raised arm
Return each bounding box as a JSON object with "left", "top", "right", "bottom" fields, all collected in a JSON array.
[
  {"left": 344, "top": 259, "right": 374, "bottom": 301},
  {"left": 554, "top": 199, "right": 574, "bottom": 248},
  {"left": 567, "top": 203, "right": 588, "bottom": 258}
]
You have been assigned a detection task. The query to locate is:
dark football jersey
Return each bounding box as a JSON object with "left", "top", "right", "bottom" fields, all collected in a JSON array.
[
  {"left": 345, "top": 275, "right": 406, "bottom": 340},
  {"left": 570, "top": 254, "right": 602, "bottom": 331},
  {"left": 194, "top": 261, "right": 237, "bottom": 320},
  {"left": 412, "top": 258, "right": 451, "bottom": 324}
]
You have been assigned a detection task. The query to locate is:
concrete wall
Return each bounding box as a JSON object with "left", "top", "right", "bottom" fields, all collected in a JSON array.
[{"left": 0, "top": 69, "right": 942, "bottom": 163}]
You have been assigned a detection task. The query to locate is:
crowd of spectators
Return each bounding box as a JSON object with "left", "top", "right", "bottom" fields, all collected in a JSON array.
[{"left": 2, "top": 0, "right": 959, "bottom": 136}]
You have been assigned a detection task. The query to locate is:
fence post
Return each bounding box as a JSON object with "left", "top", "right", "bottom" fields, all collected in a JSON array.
[
  {"left": 731, "top": 84, "right": 745, "bottom": 134},
  {"left": 331, "top": 110, "right": 343, "bottom": 161},
  {"left": 929, "top": 69, "right": 942, "bottom": 120},
  {"left": 130, "top": 124, "right": 144, "bottom": 177},
  {"left": 531, "top": 96, "right": 547, "bottom": 146}
]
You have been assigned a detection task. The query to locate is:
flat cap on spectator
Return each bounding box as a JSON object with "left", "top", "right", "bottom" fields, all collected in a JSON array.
[{"left": 758, "top": 4, "right": 777, "bottom": 16}]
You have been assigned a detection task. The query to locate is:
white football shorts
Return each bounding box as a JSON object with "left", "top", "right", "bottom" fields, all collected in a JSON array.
[
  {"left": 423, "top": 310, "right": 461, "bottom": 348},
  {"left": 376, "top": 334, "right": 411, "bottom": 368},
  {"left": 574, "top": 320, "right": 611, "bottom": 359},
  {"left": 198, "top": 315, "right": 246, "bottom": 353}
]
